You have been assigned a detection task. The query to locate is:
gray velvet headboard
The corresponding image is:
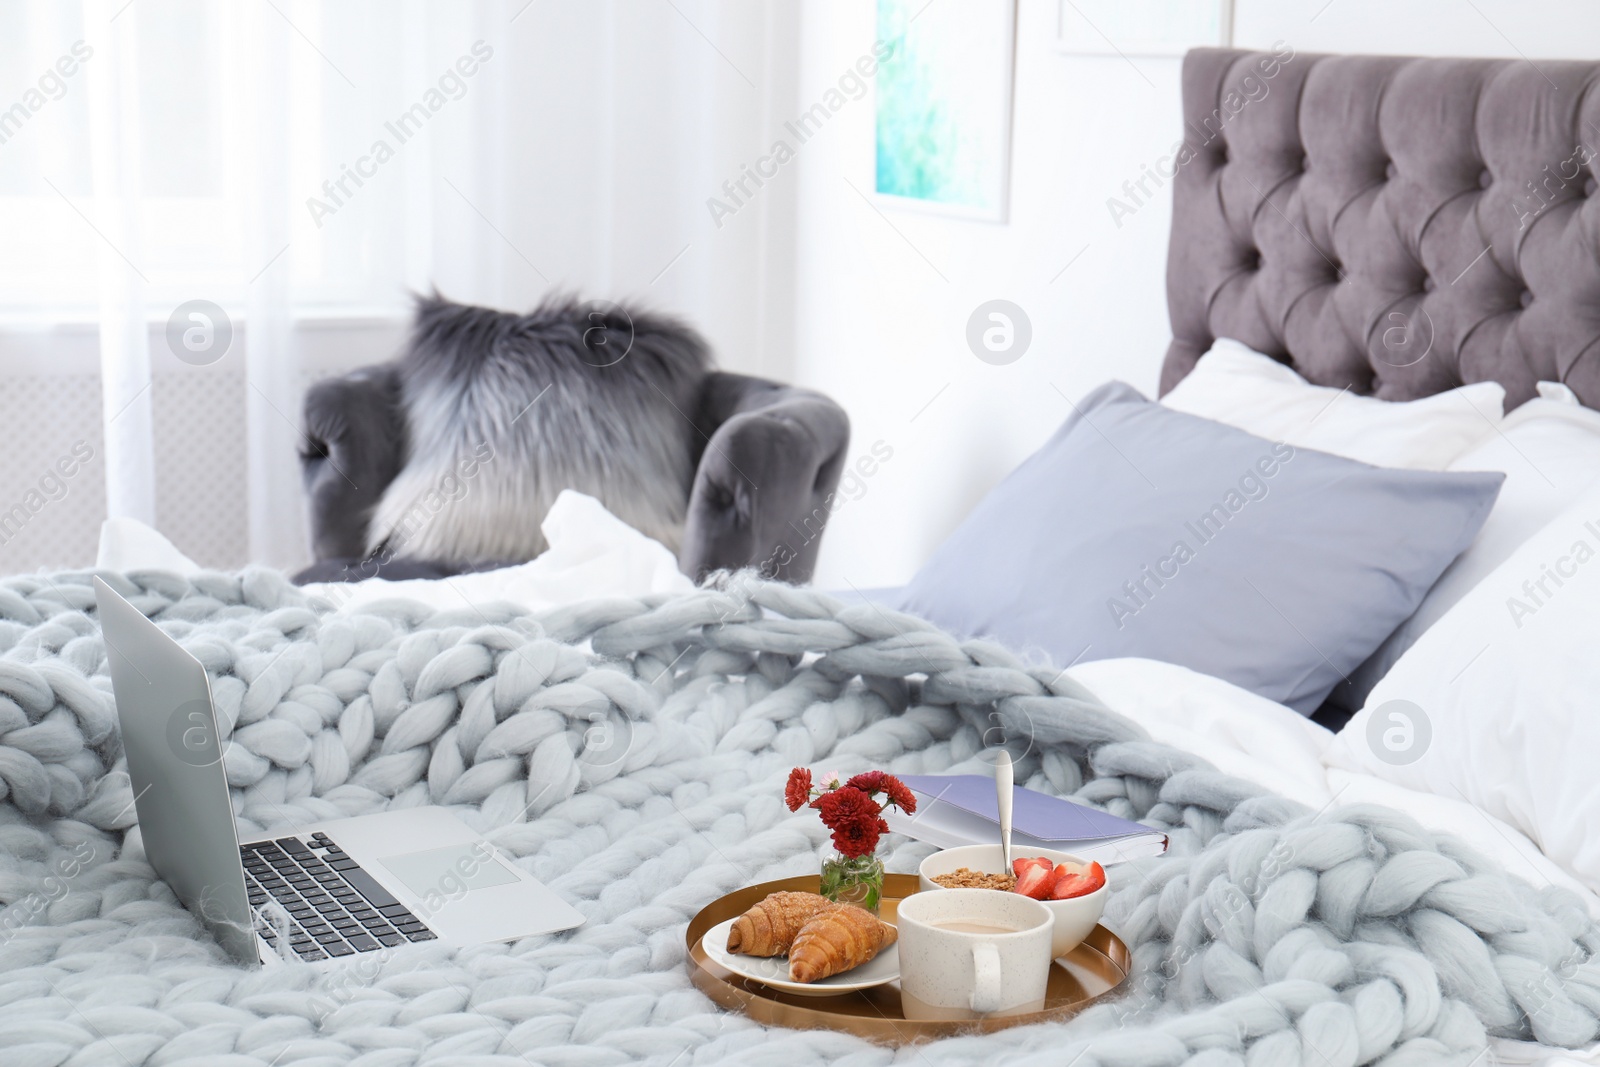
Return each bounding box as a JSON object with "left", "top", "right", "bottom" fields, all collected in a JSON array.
[{"left": 1163, "top": 47, "right": 1600, "bottom": 411}]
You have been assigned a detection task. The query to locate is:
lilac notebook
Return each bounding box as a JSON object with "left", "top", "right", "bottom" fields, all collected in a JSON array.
[{"left": 884, "top": 774, "right": 1167, "bottom": 863}]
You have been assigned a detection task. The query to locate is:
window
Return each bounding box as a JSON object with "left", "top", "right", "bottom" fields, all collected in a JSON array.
[{"left": 0, "top": 0, "right": 474, "bottom": 319}]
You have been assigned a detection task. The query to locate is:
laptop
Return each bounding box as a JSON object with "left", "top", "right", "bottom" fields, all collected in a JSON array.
[{"left": 94, "top": 576, "right": 585, "bottom": 966}]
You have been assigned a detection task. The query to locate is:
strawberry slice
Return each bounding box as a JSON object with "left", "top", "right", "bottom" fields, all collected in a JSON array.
[
  {"left": 1017, "top": 870, "right": 1056, "bottom": 902},
  {"left": 1011, "top": 856, "right": 1051, "bottom": 880},
  {"left": 1048, "top": 861, "right": 1106, "bottom": 900}
]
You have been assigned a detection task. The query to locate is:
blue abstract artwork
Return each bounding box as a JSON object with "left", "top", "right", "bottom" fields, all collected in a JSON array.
[{"left": 874, "top": 0, "right": 1014, "bottom": 221}]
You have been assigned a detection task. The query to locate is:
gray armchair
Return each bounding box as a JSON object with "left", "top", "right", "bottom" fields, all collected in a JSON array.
[{"left": 294, "top": 295, "right": 850, "bottom": 586}]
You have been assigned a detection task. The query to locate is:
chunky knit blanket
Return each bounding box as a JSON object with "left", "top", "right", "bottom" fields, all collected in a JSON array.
[{"left": 0, "top": 569, "right": 1597, "bottom": 1067}]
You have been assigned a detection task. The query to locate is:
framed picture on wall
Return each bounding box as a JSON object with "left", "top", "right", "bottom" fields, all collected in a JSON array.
[
  {"left": 1057, "top": 0, "right": 1232, "bottom": 56},
  {"left": 874, "top": 0, "right": 1015, "bottom": 223}
]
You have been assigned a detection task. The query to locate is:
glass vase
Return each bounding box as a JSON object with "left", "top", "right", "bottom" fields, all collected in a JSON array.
[{"left": 819, "top": 849, "right": 885, "bottom": 914}]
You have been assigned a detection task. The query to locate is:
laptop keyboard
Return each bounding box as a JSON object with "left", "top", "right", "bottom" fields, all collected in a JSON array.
[{"left": 242, "top": 832, "right": 438, "bottom": 961}]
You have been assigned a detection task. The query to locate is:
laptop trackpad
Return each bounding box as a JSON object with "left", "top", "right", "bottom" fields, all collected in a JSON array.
[{"left": 378, "top": 843, "right": 521, "bottom": 896}]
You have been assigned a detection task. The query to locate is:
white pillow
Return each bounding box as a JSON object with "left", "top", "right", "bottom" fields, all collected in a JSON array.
[
  {"left": 1331, "top": 392, "right": 1600, "bottom": 707},
  {"left": 1325, "top": 477, "right": 1600, "bottom": 892},
  {"left": 1161, "top": 338, "right": 1506, "bottom": 469}
]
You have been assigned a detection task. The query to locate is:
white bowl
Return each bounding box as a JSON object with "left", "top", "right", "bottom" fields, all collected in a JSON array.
[{"left": 918, "top": 844, "right": 1108, "bottom": 958}]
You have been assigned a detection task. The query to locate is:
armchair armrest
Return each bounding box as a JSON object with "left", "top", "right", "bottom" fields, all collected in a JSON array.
[
  {"left": 681, "top": 372, "right": 850, "bottom": 584},
  {"left": 300, "top": 363, "right": 409, "bottom": 562}
]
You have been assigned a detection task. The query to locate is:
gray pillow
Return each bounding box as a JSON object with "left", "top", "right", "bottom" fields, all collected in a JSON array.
[{"left": 894, "top": 382, "right": 1504, "bottom": 715}]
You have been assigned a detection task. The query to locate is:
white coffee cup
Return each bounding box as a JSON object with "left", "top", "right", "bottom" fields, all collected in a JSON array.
[{"left": 896, "top": 888, "right": 1053, "bottom": 1017}]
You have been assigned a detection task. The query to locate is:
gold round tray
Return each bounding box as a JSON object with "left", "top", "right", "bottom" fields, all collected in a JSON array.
[{"left": 686, "top": 874, "right": 1130, "bottom": 1044}]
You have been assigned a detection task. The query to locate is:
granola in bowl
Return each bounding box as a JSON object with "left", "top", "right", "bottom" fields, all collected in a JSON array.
[{"left": 929, "top": 867, "right": 1015, "bottom": 891}]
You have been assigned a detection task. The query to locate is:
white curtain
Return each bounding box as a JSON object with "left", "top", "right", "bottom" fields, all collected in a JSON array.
[
  {"left": 18, "top": 0, "right": 507, "bottom": 570},
  {"left": 241, "top": 1, "right": 299, "bottom": 567},
  {"left": 84, "top": 0, "right": 156, "bottom": 528}
]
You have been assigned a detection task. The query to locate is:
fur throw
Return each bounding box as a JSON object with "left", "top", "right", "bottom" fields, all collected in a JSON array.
[{"left": 366, "top": 294, "right": 710, "bottom": 565}]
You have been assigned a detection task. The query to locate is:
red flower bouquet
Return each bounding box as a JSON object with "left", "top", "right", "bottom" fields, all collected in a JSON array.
[{"left": 785, "top": 767, "right": 916, "bottom": 911}]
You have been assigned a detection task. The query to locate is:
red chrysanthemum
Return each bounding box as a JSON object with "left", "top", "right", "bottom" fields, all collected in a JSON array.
[
  {"left": 785, "top": 768, "right": 912, "bottom": 858},
  {"left": 784, "top": 767, "right": 812, "bottom": 812},
  {"left": 813, "top": 785, "right": 878, "bottom": 828},
  {"left": 829, "top": 814, "right": 888, "bottom": 859},
  {"left": 844, "top": 770, "right": 887, "bottom": 794},
  {"left": 845, "top": 770, "right": 917, "bottom": 815},
  {"left": 814, "top": 786, "right": 886, "bottom": 858},
  {"left": 882, "top": 777, "right": 916, "bottom": 815}
]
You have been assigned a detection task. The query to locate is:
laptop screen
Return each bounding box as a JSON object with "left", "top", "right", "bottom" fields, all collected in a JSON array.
[{"left": 95, "top": 577, "right": 258, "bottom": 964}]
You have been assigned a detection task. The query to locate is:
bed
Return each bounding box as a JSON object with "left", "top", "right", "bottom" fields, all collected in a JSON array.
[{"left": 6, "top": 46, "right": 1600, "bottom": 1067}]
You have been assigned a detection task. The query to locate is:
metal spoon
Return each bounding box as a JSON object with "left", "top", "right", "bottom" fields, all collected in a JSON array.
[{"left": 995, "top": 750, "right": 1013, "bottom": 874}]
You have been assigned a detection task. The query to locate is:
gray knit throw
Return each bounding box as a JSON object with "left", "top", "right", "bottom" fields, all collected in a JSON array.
[{"left": 0, "top": 569, "right": 1596, "bottom": 1067}]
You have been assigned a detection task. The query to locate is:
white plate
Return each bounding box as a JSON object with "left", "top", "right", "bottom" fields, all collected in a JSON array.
[{"left": 699, "top": 916, "right": 900, "bottom": 997}]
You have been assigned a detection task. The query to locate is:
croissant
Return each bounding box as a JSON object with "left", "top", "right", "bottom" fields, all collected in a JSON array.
[
  {"left": 725, "top": 891, "right": 833, "bottom": 956},
  {"left": 788, "top": 904, "right": 897, "bottom": 983}
]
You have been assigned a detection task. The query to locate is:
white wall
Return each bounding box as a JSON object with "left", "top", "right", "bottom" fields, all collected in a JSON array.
[
  {"left": 792, "top": 0, "right": 1600, "bottom": 590},
  {"left": 1233, "top": 0, "right": 1600, "bottom": 57},
  {"left": 793, "top": 0, "right": 1183, "bottom": 588}
]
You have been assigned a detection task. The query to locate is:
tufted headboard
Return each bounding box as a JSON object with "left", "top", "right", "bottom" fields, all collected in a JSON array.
[{"left": 1162, "top": 47, "right": 1600, "bottom": 411}]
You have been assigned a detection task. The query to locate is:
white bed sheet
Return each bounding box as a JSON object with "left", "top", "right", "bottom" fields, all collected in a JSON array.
[
  {"left": 96, "top": 489, "right": 695, "bottom": 613},
  {"left": 1070, "top": 657, "right": 1600, "bottom": 1066},
  {"left": 1068, "top": 658, "right": 1597, "bottom": 908}
]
